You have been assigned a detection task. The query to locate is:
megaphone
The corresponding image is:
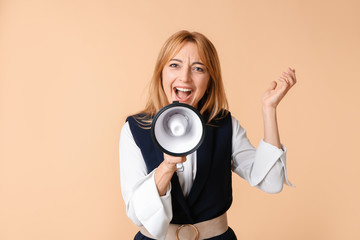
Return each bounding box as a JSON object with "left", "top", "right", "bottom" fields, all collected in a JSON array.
[{"left": 151, "top": 101, "right": 205, "bottom": 171}]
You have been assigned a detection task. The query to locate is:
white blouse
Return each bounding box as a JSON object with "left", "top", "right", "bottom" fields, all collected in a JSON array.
[{"left": 119, "top": 116, "right": 294, "bottom": 239}]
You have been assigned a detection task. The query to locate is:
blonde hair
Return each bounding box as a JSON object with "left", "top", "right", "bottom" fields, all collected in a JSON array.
[{"left": 137, "top": 30, "right": 228, "bottom": 125}]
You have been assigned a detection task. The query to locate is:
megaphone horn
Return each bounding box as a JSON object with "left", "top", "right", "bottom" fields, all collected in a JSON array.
[{"left": 151, "top": 101, "right": 205, "bottom": 171}]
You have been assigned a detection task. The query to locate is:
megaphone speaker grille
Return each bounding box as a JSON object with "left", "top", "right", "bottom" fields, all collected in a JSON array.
[{"left": 151, "top": 102, "right": 205, "bottom": 156}]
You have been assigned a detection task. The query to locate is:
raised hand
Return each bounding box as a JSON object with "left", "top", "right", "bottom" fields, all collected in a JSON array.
[{"left": 262, "top": 67, "right": 297, "bottom": 109}]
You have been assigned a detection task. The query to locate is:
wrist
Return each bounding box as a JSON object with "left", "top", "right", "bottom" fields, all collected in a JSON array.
[{"left": 262, "top": 105, "right": 277, "bottom": 115}]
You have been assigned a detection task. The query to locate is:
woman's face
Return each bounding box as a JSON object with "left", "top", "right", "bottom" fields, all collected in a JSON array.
[{"left": 162, "top": 42, "right": 210, "bottom": 108}]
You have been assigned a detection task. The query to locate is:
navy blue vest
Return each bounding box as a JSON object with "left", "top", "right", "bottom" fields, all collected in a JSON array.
[{"left": 126, "top": 112, "right": 233, "bottom": 224}]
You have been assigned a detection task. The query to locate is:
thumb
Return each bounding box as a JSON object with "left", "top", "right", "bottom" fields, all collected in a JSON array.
[{"left": 267, "top": 81, "right": 277, "bottom": 91}]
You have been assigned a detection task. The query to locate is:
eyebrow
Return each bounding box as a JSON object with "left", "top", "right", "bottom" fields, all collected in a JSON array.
[{"left": 170, "top": 58, "right": 205, "bottom": 66}]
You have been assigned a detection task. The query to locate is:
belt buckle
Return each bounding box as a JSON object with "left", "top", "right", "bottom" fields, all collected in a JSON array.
[{"left": 176, "top": 224, "right": 199, "bottom": 240}]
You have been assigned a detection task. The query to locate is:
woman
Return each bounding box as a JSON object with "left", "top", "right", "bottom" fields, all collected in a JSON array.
[{"left": 120, "top": 30, "right": 296, "bottom": 240}]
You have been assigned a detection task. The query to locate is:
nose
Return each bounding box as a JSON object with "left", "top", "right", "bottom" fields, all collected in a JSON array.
[{"left": 179, "top": 66, "right": 191, "bottom": 82}]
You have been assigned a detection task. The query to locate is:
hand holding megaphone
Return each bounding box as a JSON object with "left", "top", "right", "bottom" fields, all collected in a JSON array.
[
  {"left": 151, "top": 101, "right": 205, "bottom": 172},
  {"left": 163, "top": 153, "right": 186, "bottom": 172}
]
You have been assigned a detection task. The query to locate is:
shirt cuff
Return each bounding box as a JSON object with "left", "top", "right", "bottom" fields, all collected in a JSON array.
[
  {"left": 279, "top": 150, "right": 295, "bottom": 187},
  {"left": 250, "top": 139, "right": 294, "bottom": 187},
  {"left": 132, "top": 170, "right": 172, "bottom": 239}
]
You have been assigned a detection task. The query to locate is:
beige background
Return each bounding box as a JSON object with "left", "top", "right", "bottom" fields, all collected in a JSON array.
[{"left": 1, "top": 0, "right": 359, "bottom": 239}]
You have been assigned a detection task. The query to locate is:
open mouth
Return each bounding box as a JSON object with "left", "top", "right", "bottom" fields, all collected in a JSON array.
[{"left": 174, "top": 87, "right": 192, "bottom": 101}]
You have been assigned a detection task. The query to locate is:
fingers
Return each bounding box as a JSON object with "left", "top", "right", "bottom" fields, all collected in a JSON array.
[
  {"left": 164, "top": 156, "right": 186, "bottom": 164},
  {"left": 278, "top": 67, "right": 296, "bottom": 90},
  {"left": 284, "top": 67, "right": 297, "bottom": 86},
  {"left": 278, "top": 76, "right": 290, "bottom": 92},
  {"left": 163, "top": 153, "right": 186, "bottom": 165},
  {"left": 163, "top": 154, "right": 186, "bottom": 172}
]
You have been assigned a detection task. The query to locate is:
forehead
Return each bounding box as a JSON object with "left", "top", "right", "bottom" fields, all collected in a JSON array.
[{"left": 171, "top": 42, "right": 203, "bottom": 61}]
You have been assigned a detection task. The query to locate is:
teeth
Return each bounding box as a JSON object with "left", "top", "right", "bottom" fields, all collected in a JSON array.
[{"left": 176, "top": 87, "right": 191, "bottom": 92}]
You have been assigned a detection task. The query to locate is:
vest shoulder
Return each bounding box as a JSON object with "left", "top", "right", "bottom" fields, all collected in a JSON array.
[
  {"left": 126, "top": 113, "right": 153, "bottom": 129},
  {"left": 206, "top": 109, "right": 232, "bottom": 126}
]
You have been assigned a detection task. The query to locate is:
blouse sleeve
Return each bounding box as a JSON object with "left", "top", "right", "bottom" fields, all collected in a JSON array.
[
  {"left": 119, "top": 122, "right": 172, "bottom": 239},
  {"left": 231, "top": 116, "right": 295, "bottom": 193}
]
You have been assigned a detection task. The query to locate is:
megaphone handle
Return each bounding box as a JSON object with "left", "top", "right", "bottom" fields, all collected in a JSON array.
[{"left": 176, "top": 163, "right": 184, "bottom": 172}]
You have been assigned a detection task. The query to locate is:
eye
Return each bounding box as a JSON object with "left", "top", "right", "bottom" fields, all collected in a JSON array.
[
  {"left": 169, "top": 63, "right": 179, "bottom": 68},
  {"left": 193, "top": 66, "right": 204, "bottom": 72}
]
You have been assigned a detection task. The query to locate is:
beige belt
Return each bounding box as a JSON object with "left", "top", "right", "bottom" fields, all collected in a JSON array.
[{"left": 139, "top": 213, "right": 228, "bottom": 240}]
